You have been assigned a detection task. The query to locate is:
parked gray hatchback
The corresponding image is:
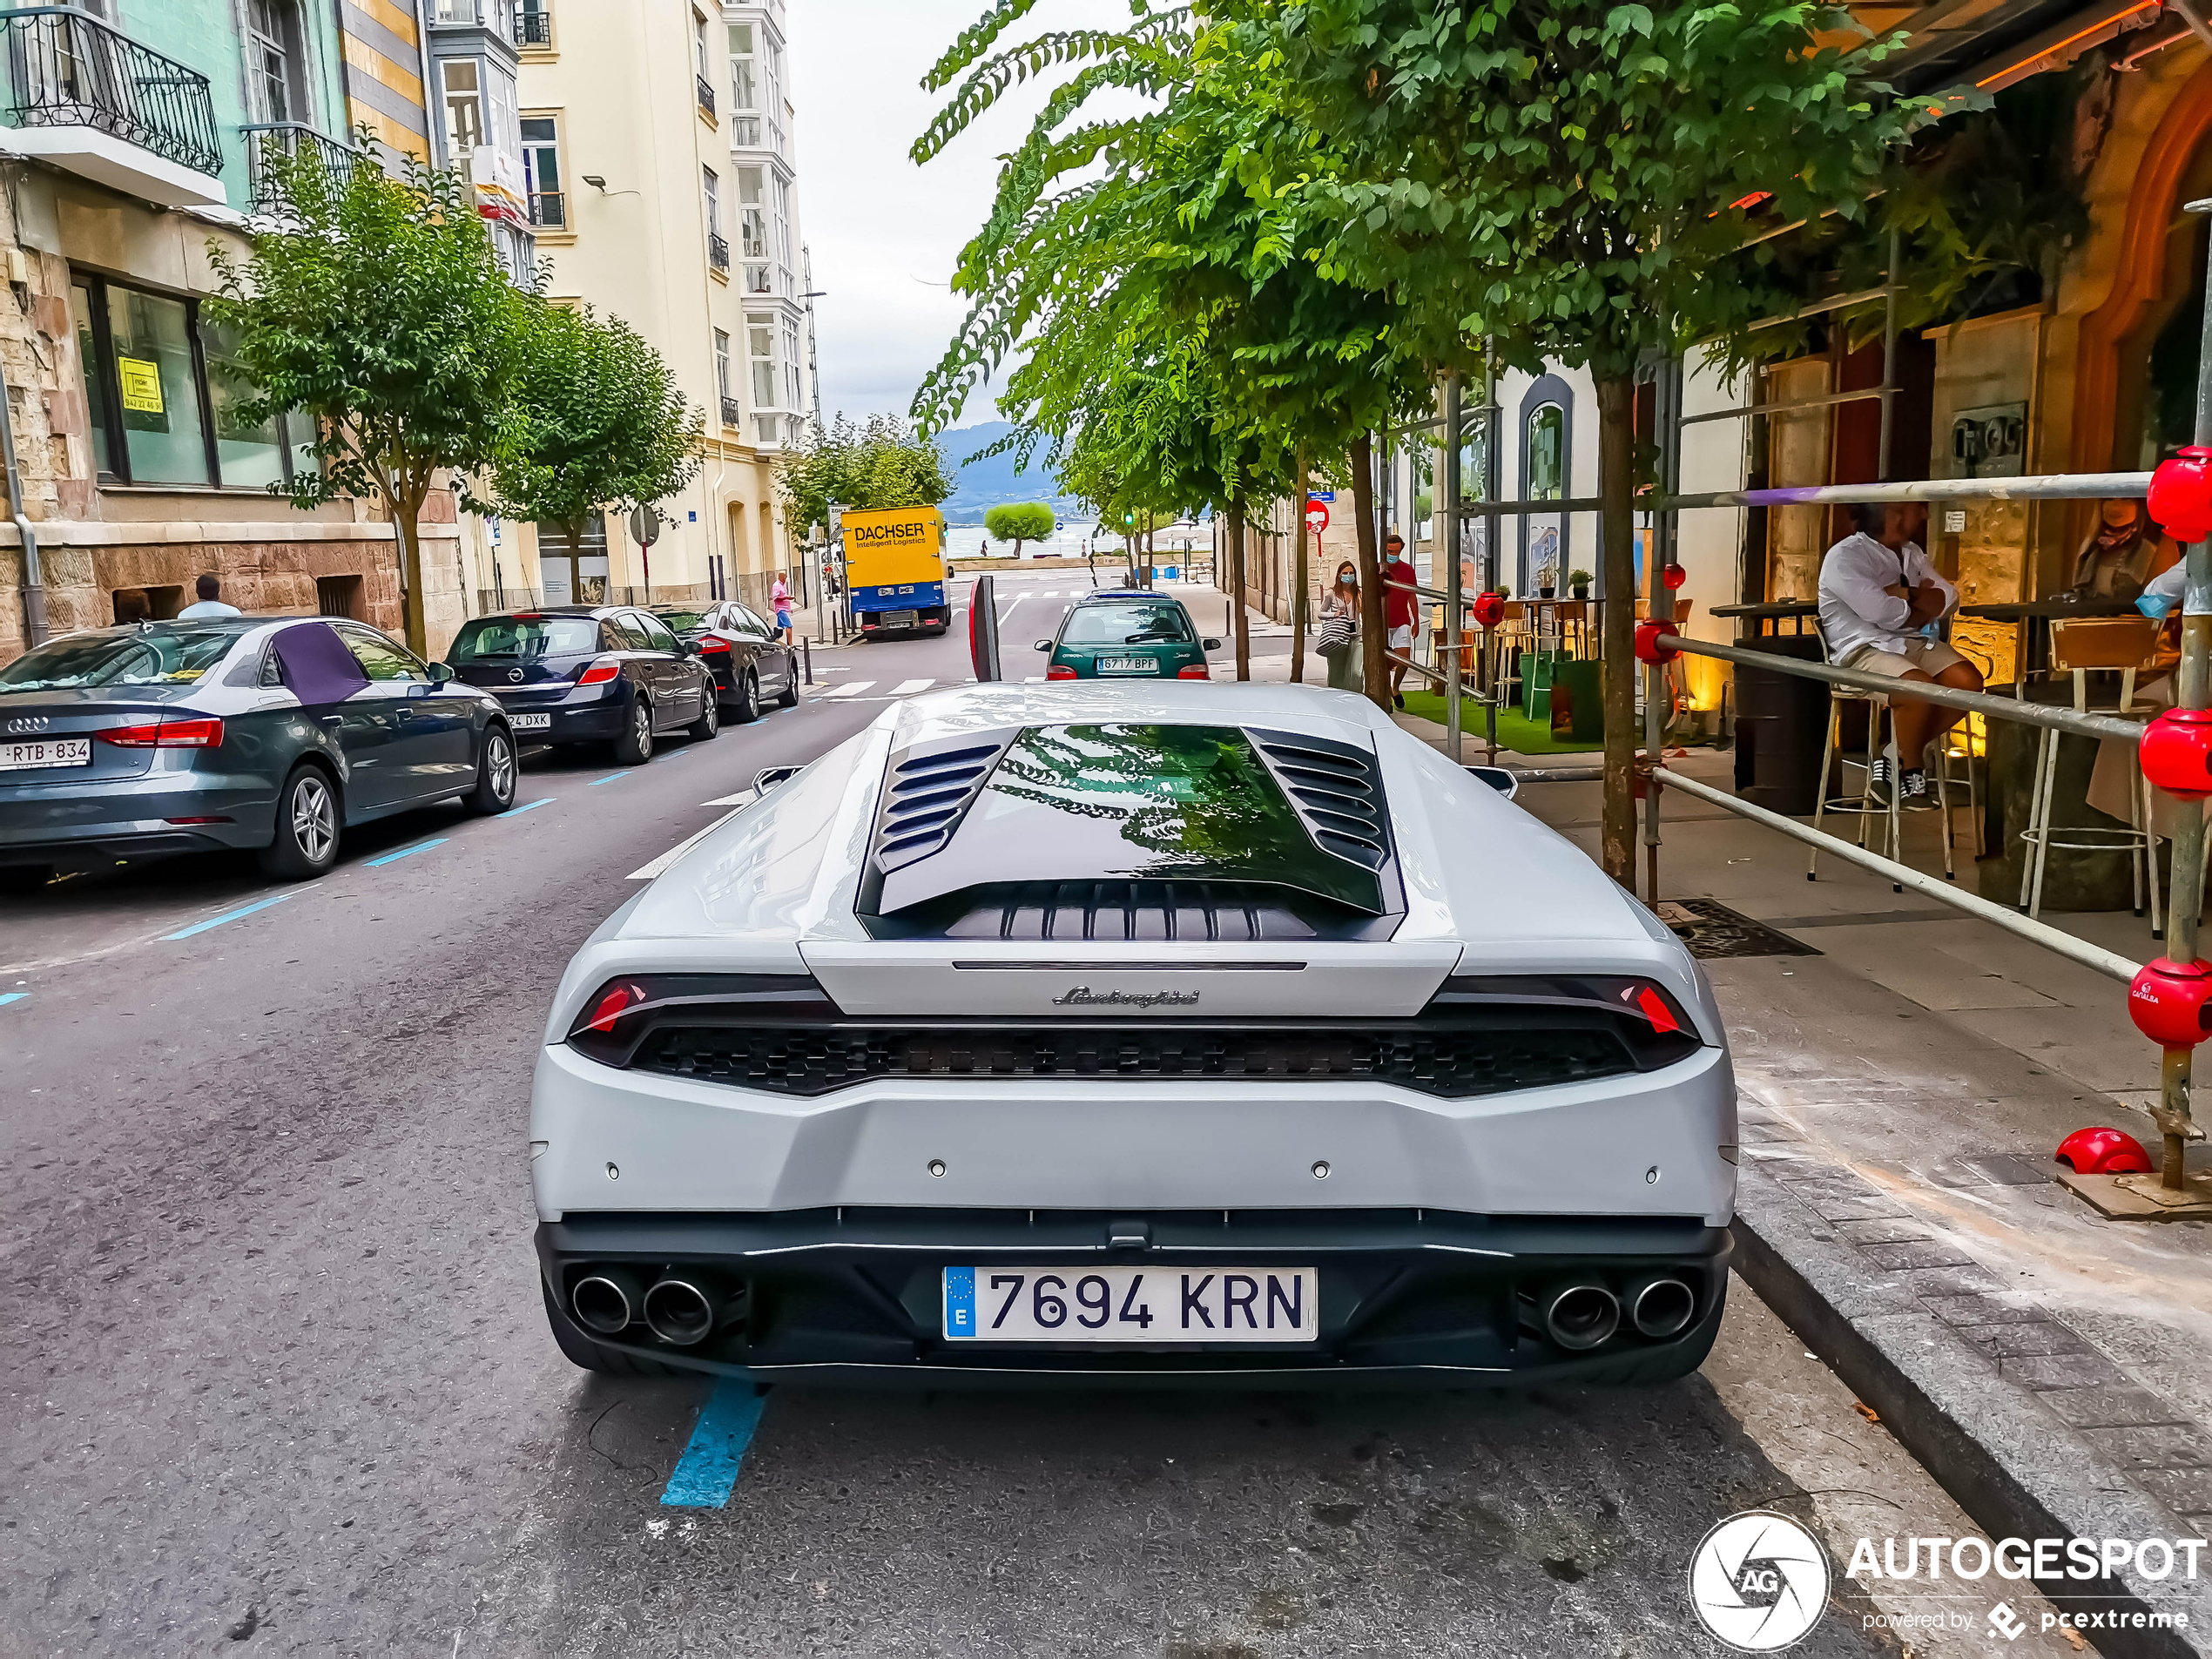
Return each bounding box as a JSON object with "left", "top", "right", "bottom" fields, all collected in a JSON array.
[{"left": 0, "top": 617, "right": 516, "bottom": 888}]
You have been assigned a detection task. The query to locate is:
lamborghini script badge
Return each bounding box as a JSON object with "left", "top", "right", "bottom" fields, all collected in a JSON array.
[{"left": 1051, "top": 987, "right": 1200, "bottom": 1008}]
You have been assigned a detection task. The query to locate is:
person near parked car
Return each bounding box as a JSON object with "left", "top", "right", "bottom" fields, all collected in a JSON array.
[
  {"left": 177, "top": 574, "right": 240, "bottom": 619},
  {"left": 1319, "top": 561, "right": 1363, "bottom": 693},
  {"left": 1381, "top": 531, "right": 1420, "bottom": 710},
  {"left": 770, "top": 570, "right": 794, "bottom": 644}
]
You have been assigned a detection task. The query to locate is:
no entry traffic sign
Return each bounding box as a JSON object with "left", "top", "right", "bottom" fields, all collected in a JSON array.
[{"left": 1305, "top": 500, "right": 1330, "bottom": 533}]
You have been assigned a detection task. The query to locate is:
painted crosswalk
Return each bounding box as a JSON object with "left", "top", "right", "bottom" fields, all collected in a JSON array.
[
  {"left": 817, "top": 681, "right": 874, "bottom": 698},
  {"left": 889, "top": 678, "right": 935, "bottom": 695}
]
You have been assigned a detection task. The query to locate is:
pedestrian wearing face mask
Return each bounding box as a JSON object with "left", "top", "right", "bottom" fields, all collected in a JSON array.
[{"left": 1319, "top": 562, "right": 1363, "bottom": 692}]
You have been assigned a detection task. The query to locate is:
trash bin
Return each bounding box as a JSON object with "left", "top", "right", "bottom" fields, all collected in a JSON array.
[{"left": 1731, "top": 635, "right": 1829, "bottom": 815}]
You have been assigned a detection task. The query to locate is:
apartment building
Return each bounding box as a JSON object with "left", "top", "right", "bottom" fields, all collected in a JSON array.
[
  {"left": 515, "top": 0, "right": 816, "bottom": 613},
  {"left": 0, "top": 0, "right": 537, "bottom": 664}
]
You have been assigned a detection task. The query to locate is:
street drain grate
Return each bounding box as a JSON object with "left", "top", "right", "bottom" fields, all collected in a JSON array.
[{"left": 1656, "top": 898, "right": 1820, "bottom": 960}]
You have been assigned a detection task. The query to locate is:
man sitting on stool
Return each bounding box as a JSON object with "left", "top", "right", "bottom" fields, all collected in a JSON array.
[{"left": 1816, "top": 501, "right": 1983, "bottom": 808}]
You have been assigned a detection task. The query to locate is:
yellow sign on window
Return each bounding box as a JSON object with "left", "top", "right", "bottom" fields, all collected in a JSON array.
[{"left": 117, "top": 356, "right": 164, "bottom": 415}]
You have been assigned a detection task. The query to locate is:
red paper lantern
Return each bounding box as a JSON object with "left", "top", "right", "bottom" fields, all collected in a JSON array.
[
  {"left": 2128, "top": 957, "right": 2212, "bottom": 1049},
  {"left": 1662, "top": 562, "right": 1688, "bottom": 590},
  {"left": 2054, "top": 1126, "right": 2154, "bottom": 1175},
  {"left": 2140, "top": 707, "right": 2212, "bottom": 801},
  {"left": 2148, "top": 446, "right": 2212, "bottom": 543},
  {"left": 1472, "top": 590, "right": 1505, "bottom": 631},
  {"left": 1634, "top": 618, "right": 1680, "bottom": 664}
]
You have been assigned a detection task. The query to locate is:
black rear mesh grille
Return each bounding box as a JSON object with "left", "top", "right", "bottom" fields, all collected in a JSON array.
[
  {"left": 940, "top": 880, "right": 1318, "bottom": 941},
  {"left": 629, "top": 1022, "right": 1641, "bottom": 1098}
]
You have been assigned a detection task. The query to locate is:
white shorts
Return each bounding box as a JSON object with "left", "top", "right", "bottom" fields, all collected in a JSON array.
[
  {"left": 1386, "top": 625, "right": 1413, "bottom": 652},
  {"left": 1841, "top": 638, "right": 1970, "bottom": 679}
]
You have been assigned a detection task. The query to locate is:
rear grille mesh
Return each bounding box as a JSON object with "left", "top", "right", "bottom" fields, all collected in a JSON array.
[
  {"left": 941, "top": 880, "right": 1319, "bottom": 941},
  {"left": 629, "top": 1022, "right": 1638, "bottom": 1099}
]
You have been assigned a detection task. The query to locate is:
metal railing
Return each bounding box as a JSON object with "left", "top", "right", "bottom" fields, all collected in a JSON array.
[
  {"left": 719, "top": 394, "right": 742, "bottom": 428},
  {"left": 239, "top": 122, "right": 363, "bottom": 210},
  {"left": 707, "top": 231, "right": 730, "bottom": 273},
  {"left": 528, "top": 189, "right": 564, "bottom": 228},
  {"left": 695, "top": 74, "right": 716, "bottom": 118},
  {"left": 515, "top": 6, "right": 551, "bottom": 46},
  {"left": 0, "top": 7, "right": 223, "bottom": 179}
]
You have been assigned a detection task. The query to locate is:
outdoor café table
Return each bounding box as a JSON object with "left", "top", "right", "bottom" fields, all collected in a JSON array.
[
  {"left": 1957, "top": 597, "right": 2141, "bottom": 694},
  {"left": 1710, "top": 600, "right": 1819, "bottom": 640}
]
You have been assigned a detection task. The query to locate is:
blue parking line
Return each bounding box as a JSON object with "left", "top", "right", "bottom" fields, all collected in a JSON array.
[
  {"left": 364, "top": 837, "right": 448, "bottom": 867},
  {"left": 0, "top": 993, "right": 24, "bottom": 1008},
  {"left": 163, "top": 893, "right": 293, "bottom": 941},
  {"left": 588, "top": 772, "right": 627, "bottom": 786},
  {"left": 660, "top": 1379, "right": 767, "bottom": 1508},
  {"left": 508, "top": 796, "right": 556, "bottom": 814}
]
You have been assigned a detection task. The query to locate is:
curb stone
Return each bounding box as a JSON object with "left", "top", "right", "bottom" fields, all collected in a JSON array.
[{"left": 1731, "top": 1157, "right": 2212, "bottom": 1658}]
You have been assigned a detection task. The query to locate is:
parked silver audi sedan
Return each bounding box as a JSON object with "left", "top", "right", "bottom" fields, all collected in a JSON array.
[
  {"left": 0, "top": 617, "right": 517, "bottom": 887},
  {"left": 530, "top": 681, "right": 1737, "bottom": 1388}
]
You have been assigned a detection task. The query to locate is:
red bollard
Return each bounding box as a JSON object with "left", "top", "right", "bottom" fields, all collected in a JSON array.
[
  {"left": 2128, "top": 958, "right": 2212, "bottom": 1048},
  {"left": 1634, "top": 618, "right": 1680, "bottom": 664}
]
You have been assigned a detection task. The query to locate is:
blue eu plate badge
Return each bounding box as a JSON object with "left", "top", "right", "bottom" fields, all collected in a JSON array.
[{"left": 943, "top": 1265, "right": 977, "bottom": 1338}]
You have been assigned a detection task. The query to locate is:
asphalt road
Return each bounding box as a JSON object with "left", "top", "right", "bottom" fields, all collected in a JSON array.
[{"left": 0, "top": 570, "right": 1964, "bottom": 1656}]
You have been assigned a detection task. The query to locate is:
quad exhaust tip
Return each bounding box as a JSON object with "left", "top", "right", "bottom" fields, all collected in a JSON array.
[
  {"left": 1521, "top": 1278, "right": 1621, "bottom": 1352},
  {"left": 643, "top": 1277, "right": 718, "bottom": 1346},
  {"left": 1628, "top": 1276, "right": 1696, "bottom": 1340},
  {"left": 571, "top": 1270, "right": 642, "bottom": 1336}
]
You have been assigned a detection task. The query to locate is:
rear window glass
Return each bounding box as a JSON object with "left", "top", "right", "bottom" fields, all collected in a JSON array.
[
  {"left": 0, "top": 627, "right": 238, "bottom": 692},
  {"left": 447, "top": 616, "right": 600, "bottom": 663},
  {"left": 655, "top": 609, "right": 708, "bottom": 631},
  {"left": 1060, "top": 601, "right": 1191, "bottom": 646}
]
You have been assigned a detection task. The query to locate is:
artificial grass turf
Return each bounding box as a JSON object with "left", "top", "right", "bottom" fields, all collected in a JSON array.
[{"left": 1395, "top": 688, "right": 1605, "bottom": 754}]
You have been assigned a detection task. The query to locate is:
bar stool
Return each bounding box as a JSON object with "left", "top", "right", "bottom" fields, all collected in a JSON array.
[
  {"left": 1808, "top": 627, "right": 1900, "bottom": 880},
  {"left": 2018, "top": 617, "right": 2162, "bottom": 928}
]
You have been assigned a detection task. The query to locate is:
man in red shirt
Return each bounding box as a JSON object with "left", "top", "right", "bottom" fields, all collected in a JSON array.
[{"left": 1381, "top": 531, "right": 1420, "bottom": 710}]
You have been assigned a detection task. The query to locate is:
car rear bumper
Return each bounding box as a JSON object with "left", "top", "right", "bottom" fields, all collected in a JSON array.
[
  {"left": 536, "top": 1206, "right": 1730, "bottom": 1385},
  {"left": 494, "top": 693, "right": 626, "bottom": 744},
  {"left": 0, "top": 772, "right": 278, "bottom": 867}
]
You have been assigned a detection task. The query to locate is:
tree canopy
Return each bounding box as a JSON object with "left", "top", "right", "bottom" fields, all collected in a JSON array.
[
  {"left": 777, "top": 414, "right": 954, "bottom": 542},
  {"left": 984, "top": 502, "right": 1056, "bottom": 556}
]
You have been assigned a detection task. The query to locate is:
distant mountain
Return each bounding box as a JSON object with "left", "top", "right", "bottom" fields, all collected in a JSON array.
[{"left": 938, "top": 421, "right": 1084, "bottom": 523}]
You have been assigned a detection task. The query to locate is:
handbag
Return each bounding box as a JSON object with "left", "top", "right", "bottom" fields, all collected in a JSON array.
[{"left": 1317, "top": 615, "right": 1355, "bottom": 657}]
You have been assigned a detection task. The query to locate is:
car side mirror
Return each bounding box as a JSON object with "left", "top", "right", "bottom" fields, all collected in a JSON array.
[
  {"left": 1034, "top": 640, "right": 1052, "bottom": 651},
  {"left": 1202, "top": 637, "right": 1222, "bottom": 651},
  {"left": 753, "top": 765, "right": 802, "bottom": 796},
  {"left": 426, "top": 661, "right": 455, "bottom": 684},
  {"left": 1466, "top": 765, "right": 1519, "bottom": 801}
]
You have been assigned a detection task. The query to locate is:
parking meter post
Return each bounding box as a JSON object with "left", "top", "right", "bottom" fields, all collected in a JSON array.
[{"left": 2163, "top": 199, "right": 2212, "bottom": 1189}]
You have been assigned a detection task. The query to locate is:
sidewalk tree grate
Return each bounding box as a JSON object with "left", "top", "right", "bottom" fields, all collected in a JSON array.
[{"left": 1656, "top": 898, "right": 1819, "bottom": 961}]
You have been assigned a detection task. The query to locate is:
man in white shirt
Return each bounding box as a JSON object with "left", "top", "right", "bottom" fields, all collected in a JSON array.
[
  {"left": 176, "top": 573, "right": 241, "bottom": 619},
  {"left": 1817, "top": 502, "right": 1983, "bottom": 806}
]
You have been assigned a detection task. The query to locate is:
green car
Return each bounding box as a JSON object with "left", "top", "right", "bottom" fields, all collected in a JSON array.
[{"left": 1037, "top": 590, "right": 1221, "bottom": 680}]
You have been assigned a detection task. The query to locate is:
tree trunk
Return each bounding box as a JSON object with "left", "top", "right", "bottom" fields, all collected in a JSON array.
[
  {"left": 1595, "top": 373, "right": 1638, "bottom": 887},
  {"left": 1291, "top": 448, "right": 1310, "bottom": 684},
  {"left": 1227, "top": 496, "right": 1251, "bottom": 681},
  {"left": 1351, "top": 429, "right": 1387, "bottom": 710},
  {"left": 395, "top": 477, "right": 430, "bottom": 658}
]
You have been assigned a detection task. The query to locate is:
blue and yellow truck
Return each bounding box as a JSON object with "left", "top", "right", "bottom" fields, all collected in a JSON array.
[{"left": 841, "top": 506, "right": 950, "bottom": 637}]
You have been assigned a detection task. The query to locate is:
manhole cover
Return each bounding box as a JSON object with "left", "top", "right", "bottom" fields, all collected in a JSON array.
[{"left": 1657, "top": 898, "right": 1820, "bottom": 960}]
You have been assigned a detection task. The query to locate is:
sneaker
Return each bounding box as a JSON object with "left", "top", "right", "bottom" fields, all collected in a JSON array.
[
  {"left": 1899, "top": 768, "right": 1938, "bottom": 811},
  {"left": 1866, "top": 755, "right": 1894, "bottom": 806},
  {"left": 1393, "top": 693, "right": 1406, "bottom": 711}
]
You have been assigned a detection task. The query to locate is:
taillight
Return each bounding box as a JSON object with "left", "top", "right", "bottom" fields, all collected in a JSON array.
[
  {"left": 1633, "top": 985, "right": 1683, "bottom": 1035},
  {"left": 586, "top": 981, "right": 644, "bottom": 1033},
  {"left": 1177, "top": 664, "right": 1211, "bottom": 679},
  {"left": 698, "top": 636, "right": 731, "bottom": 653},
  {"left": 98, "top": 717, "right": 224, "bottom": 748},
  {"left": 1046, "top": 664, "right": 1078, "bottom": 680},
  {"left": 576, "top": 658, "right": 622, "bottom": 685}
]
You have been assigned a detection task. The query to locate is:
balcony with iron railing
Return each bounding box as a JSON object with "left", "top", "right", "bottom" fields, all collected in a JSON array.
[
  {"left": 239, "top": 122, "right": 364, "bottom": 211},
  {"left": 696, "top": 74, "right": 716, "bottom": 118},
  {"left": 720, "top": 394, "right": 743, "bottom": 429},
  {"left": 515, "top": 6, "right": 550, "bottom": 46},
  {"left": 0, "top": 6, "right": 225, "bottom": 205},
  {"left": 707, "top": 231, "right": 730, "bottom": 273}
]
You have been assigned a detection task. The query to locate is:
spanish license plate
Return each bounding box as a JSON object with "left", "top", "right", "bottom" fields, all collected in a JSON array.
[
  {"left": 0, "top": 738, "right": 91, "bottom": 771},
  {"left": 877, "top": 610, "right": 920, "bottom": 630},
  {"left": 509, "top": 713, "right": 551, "bottom": 731},
  {"left": 943, "top": 1265, "right": 1318, "bottom": 1343},
  {"left": 1097, "top": 657, "right": 1154, "bottom": 674}
]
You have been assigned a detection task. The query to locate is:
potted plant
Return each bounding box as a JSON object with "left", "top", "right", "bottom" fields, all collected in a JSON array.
[
  {"left": 1568, "top": 568, "right": 1592, "bottom": 599},
  {"left": 1535, "top": 558, "right": 1557, "bottom": 599}
]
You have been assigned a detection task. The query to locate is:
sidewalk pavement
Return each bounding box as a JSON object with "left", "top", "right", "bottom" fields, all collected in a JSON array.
[{"left": 1431, "top": 733, "right": 2212, "bottom": 1652}]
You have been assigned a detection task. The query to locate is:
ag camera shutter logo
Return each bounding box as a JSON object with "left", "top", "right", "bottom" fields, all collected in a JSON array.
[{"left": 1689, "top": 1511, "right": 1831, "bottom": 1651}]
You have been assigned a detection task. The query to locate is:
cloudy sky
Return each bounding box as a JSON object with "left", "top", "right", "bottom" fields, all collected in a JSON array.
[{"left": 786, "top": 0, "right": 1133, "bottom": 432}]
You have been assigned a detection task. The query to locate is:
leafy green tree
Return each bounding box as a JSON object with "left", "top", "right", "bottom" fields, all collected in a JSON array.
[
  {"left": 205, "top": 131, "right": 528, "bottom": 655},
  {"left": 984, "top": 502, "right": 1056, "bottom": 557},
  {"left": 1270, "top": 0, "right": 1934, "bottom": 880},
  {"left": 485, "top": 299, "right": 700, "bottom": 556},
  {"left": 778, "top": 414, "right": 953, "bottom": 541}
]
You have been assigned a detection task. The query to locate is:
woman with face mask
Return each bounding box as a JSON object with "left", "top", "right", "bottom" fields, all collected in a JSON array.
[{"left": 1318, "top": 562, "right": 1362, "bottom": 691}]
